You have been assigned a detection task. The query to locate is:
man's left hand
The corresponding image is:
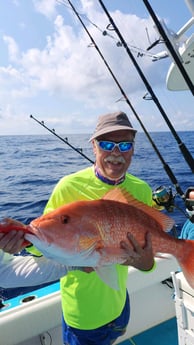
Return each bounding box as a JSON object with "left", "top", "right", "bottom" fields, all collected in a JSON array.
[{"left": 120, "top": 232, "right": 154, "bottom": 271}]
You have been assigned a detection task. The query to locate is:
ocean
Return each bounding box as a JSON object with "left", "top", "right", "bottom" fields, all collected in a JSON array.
[{"left": 0, "top": 131, "right": 193, "bottom": 300}]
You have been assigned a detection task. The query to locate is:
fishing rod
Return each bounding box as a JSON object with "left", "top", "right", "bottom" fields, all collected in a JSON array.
[
  {"left": 30, "top": 114, "right": 94, "bottom": 164},
  {"left": 98, "top": 0, "right": 194, "bottom": 173},
  {"left": 62, "top": 0, "right": 185, "bottom": 198},
  {"left": 142, "top": 0, "right": 194, "bottom": 95}
]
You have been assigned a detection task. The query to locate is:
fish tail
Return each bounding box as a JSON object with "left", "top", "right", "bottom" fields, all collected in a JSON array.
[{"left": 177, "top": 239, "right": 194, "bottom": 289}]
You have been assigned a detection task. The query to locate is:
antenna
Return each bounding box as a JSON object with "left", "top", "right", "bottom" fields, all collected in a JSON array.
[
  {"left": 146, "top": 27, "right": 169, "bottom": 61},
  {"left": 165, "top": 0, "right": 194, "bottom": 90},
  {"left": 145, "top": 27, "right": 152, "bottom": 46},
  {"left": 185, "top": 0, "right": 194, "bottom": 16},
  {"left": 142, "top": 0, "right": 194, "bottom": 95}
]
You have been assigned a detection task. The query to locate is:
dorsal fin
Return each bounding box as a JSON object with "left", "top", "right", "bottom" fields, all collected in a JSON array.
[
  {"left": 102, "top": 188, "right": 175, "bottom": 232},
  {"left": 102, "top": 188, "right": 130, "bottom": 204}
]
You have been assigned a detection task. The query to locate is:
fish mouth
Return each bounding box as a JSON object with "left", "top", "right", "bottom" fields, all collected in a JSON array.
[
  {"left": 26, "top": 222, "right": 55, "bottom": 246},
  {"left": 24, "top": 224, "right": 51, "bottom": 252},
  {"left": 27, "top": 223, "right": 39, "bottom": 235},
  {"left": 25, "top": 224, "right": 36, "bottom": 235},
  {"left": 25, "top": 223, "right": 45, "bottom": 242}
]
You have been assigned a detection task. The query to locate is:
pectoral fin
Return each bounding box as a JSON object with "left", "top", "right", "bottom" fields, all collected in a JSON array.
[{"left": 94, "top": 265, "right": 119, "bottom": 290}]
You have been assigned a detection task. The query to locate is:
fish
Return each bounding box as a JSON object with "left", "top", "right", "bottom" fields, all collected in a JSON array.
[{"left": 1, "top": 188, "right": 194, "bottom": 290}]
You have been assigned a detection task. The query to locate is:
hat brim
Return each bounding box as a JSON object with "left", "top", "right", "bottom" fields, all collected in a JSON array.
[{"left": 89, "top": 125, "right": 137, "bottom": 142}]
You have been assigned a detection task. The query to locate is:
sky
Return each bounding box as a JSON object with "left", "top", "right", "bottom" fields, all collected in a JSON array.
[{"left": 0, "top": 0, "right": 194, "bottom": 135}]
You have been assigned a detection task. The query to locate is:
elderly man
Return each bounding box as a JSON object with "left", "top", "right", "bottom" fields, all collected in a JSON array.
[{"left": 0, "top": 111, "right": 154, "bottom": 345}]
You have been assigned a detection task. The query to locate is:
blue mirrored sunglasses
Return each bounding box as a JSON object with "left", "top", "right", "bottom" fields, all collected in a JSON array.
[{"left": 96, "top": 140, "right": 134, "bottom": 152}]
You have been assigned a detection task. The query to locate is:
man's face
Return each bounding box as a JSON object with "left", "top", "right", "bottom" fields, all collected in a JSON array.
[{"left": 92, "top": 130, "right": 135, "bottom": 180}]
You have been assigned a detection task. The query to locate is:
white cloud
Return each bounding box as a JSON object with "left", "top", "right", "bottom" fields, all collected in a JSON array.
[
  {"left": 0, "top": 0, "right": 193, "bottom": 134},
  {"left": 33, "top": 0, "right": 57, "bottom": 18},
  {"left": 3, "top": 36, "right": 20, "bottom": 62}
]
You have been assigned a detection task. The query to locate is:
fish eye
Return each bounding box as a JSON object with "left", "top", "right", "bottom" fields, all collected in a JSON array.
[{"left": 61, "top": 215, "right": 69, "bottom": 224}]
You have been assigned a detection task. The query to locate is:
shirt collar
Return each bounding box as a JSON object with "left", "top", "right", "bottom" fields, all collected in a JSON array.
[{"left": 94, "top": 165, "right": 125, "bottom": 186}]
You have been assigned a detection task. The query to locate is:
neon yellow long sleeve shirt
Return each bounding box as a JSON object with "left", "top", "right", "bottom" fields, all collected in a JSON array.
[{"left": 43, "top": 166, "right": 152, "bottom": 330}]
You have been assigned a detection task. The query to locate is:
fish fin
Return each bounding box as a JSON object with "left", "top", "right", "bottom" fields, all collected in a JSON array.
[
  {"left": 103, "top": 188, "right": 174, "bottom": 232},
  {"left": 102, "top": 188, "right": 130, "bottom": 204},
  {"left": 94, "top": 265, "right": 119, "bottom": 290},
  {"left": 177, "top": 239, "right": 194, "bottom": 289},
  {"left": 97, "top": 247, "right": 131, "bottom": 264}
]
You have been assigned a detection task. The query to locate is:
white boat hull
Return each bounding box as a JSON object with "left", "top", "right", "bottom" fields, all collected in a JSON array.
[{"left": 0, "top": 255, "right": 179, "bottom": 345}]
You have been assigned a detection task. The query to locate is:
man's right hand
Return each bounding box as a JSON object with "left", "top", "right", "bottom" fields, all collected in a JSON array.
[{"left": 0, "top": 231, "right": 25, "bottom": 254}]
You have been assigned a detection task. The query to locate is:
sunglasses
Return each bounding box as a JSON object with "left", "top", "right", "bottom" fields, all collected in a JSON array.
[{"left": 96, "top": 140, "right": 134, "bottom": 152}]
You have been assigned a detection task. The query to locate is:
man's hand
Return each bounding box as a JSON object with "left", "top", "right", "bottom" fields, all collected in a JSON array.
[
  {"left": 0, "top": 231, "right": 25, "bottom": 254},
  {"left": 120, "top": 232, "right": 155, "bottom": 271}
]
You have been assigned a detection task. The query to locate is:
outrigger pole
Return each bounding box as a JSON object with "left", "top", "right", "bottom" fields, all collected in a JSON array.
[
  {"left": 64, "top": 0, "right": 184, "bottom": 197},
  {"left": 30, "top": 114, "right": 94, "bottom": 164},
  {"left": 142, "top": 0, "right": 194, "bottom": 95},
  {"left": 98, "top": 0, "right": 194, "bottom": 173}
]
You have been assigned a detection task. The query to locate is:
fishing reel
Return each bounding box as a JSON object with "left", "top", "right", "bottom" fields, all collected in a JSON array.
[
  {"left": 153, "top": 185, "right": 194, "bottom": 223},
  {"left": 152, "top": 186, "right": 175, "bottom": 212}
]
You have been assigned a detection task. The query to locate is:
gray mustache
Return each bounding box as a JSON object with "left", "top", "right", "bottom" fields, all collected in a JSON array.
[{"left": 104, "top": 156, "right": 126, "bottom": 164}]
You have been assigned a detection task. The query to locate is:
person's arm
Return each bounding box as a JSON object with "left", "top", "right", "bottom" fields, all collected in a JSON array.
[
  {"left": 0, "top": 249, "right": 78, "bottom": 288},
  {"left": 0, "top": 229, "right": 79, "bottom": 288}
]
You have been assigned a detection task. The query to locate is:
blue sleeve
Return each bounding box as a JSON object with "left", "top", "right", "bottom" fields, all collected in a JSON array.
[{"left": 179, "top": 220, "right": 194, "bottom": 240}]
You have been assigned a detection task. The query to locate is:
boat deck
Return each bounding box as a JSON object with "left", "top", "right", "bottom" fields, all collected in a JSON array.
[{"left": 119, "top": 317, "right": 178, "bottom": 345}]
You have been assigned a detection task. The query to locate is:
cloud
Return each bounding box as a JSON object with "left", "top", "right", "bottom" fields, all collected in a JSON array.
[
  {"left": 4, "top": 2, "right": 164, "bottom": 94},
  {"left": 32, "top": 0, "right": 57, "bottom": 18},
  {"left": 3, "top": 36, "right": 20, "bottom": 62},
  {"left": 2, "top": 0, "right": 191, "bottom": 134}
]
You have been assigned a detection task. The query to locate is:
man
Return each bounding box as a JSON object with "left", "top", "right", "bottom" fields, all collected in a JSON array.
[{"left": 0, "top": 111, "right": 155, "bottom": 345}]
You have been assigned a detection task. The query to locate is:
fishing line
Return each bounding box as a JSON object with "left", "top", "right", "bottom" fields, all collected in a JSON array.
[
  {"left": 57, "top": 0, "right": 160, "bottom": 61},
  {"left": 142, "top": 0, "right": 194, "bottom": 95},
  {"left": 61, "top": 0, "right": 185, "bottom": 199},
  {"left": 98, "top": 0, "right": 194, "bottom": 173},
  {"left": 30, "top": 115, "right": 94, "bottom": 164}
]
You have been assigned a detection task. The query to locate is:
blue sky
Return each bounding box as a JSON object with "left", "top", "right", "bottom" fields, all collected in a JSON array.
[{"left": 0, "top": 0, "right": 194, "bottom": 135}]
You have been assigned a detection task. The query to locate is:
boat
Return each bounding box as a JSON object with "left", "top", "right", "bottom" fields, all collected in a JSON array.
[
  {"left": 0, "top": 255, "right": 179, "bottom": 345},
  {"left": 0, "top": 1, "right": 194, "bottom": 345}
]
